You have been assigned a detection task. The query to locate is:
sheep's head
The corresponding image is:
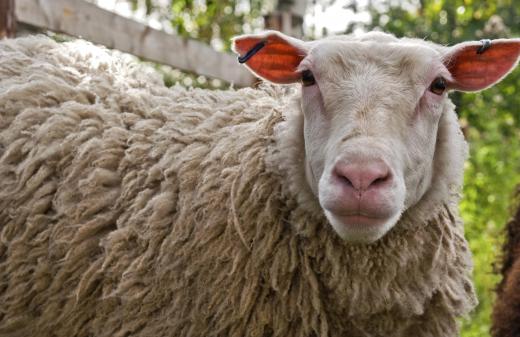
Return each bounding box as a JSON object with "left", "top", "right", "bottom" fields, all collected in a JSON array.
[{"left": 234, "top": 31, "right": 520, "bottom": 243}]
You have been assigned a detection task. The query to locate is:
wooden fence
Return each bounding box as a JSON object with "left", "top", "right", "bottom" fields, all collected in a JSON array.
[{"left": 6, "top": 0, "right": 255, "bottom": 87}]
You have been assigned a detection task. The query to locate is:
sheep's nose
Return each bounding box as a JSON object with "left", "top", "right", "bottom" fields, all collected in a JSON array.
[{"left": 333, "top": 161, "right": 391, "bottom": 193}]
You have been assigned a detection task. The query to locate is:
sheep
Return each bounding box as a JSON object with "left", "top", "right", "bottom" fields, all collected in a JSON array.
[
  {"left": 0, "top": 32, "right": 519, "bottom": 337},
  {"left": 492, "top": 186, "right": 520, "bottom": 337}
]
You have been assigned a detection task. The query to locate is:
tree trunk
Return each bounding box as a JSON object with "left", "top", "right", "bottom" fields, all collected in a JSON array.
[{"left": 0, "top": 0, "right": 16, "bottom": 38}]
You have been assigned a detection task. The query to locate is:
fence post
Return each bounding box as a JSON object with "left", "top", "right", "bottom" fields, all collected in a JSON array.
[
  {"left": 264, "top": 0, "right": 306, "bottom": 38},
  {"left": 0, "top": 0, "right": 16, "bottom": 38}
]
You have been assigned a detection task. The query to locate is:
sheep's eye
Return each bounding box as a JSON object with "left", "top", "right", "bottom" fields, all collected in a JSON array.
[
  {"left": 301, "top": 70, "right": 316, "bottom": 87},
  {"left": 429, "top": 77, "right": 446, "bottom": 95}
]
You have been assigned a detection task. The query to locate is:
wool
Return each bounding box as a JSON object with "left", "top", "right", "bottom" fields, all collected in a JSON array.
[
  {"left": 492, "top": 186, "right": 520, "bottom": 337},
  {"left": 0, "top": 36, "right": 476, "bottom": 337}
]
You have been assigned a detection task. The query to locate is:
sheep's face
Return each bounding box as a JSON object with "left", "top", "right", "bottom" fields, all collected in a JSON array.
[
  {"left": 234, "top": 31, "right": 520, "bottom": 243},
  {"left": 298, "top": 40, "right": 450, "bottom": 243}
]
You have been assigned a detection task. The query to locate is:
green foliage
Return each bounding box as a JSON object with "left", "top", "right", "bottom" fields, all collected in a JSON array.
[{"left": 356, "top": 1, "right": 520, "bottom": 335}]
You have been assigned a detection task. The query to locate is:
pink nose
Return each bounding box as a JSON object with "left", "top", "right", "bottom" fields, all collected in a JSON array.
[{"left": 334, "top": 161, "right": 391, "bottom": 193}]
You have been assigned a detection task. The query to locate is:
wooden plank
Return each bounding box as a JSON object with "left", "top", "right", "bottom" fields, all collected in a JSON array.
[
  {"left": 15, "top": 0, "right": 254, "bottom": 87},
  {"left": 0, "top": 0, "right": 17, "bottom": 38}
]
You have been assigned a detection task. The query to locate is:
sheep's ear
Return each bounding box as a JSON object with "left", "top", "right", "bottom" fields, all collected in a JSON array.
[
  {"left": 444, "top": 38, "right": 520, "bottom": 91},
  {"left": 232, "top": 31, "right": 307, "bottom": 84}
]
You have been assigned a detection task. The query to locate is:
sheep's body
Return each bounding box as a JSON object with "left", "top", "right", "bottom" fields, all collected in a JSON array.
[
  {"left": 0, "top": 37, "right": 476, "bottom": 337},
  {"left": 492, "top": 187, "right": 520, "bottom": 337}
]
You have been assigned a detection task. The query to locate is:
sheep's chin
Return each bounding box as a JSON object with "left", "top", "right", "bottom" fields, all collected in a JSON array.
[{"left": 324, "top": 210, "right": 402, "bottom": 244}]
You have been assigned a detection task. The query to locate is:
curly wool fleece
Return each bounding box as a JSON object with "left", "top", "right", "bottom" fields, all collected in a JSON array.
[{"left": 0, "top": 36, "right": 476, "bottom": 337}]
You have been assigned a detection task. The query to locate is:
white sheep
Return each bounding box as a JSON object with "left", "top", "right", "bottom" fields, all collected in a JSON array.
[{"left": 0, "top": 32, "right": 518, "bottom": 337}]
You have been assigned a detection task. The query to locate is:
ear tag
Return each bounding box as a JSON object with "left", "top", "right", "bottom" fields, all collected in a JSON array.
[
  {"left": 238, "top": 41, "right": 267, "bottom": 63},
  {"left": 477, "top": 39, "right": 492, "bottom": 54}
]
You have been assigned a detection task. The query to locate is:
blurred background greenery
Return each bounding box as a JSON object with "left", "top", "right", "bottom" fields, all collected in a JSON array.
[{"left": 96, "top": 0, "right": 519, "bottom": 335}]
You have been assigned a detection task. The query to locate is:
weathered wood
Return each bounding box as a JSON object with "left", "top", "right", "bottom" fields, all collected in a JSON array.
[
  {"left": 0, "top": 0, "right": 17, "bottom": 38},
  {"left": 15, "top": 0, "right": 254, "bottom": 87}
]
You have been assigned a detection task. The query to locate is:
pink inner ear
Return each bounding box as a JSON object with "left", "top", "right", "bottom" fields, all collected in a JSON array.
[
  {"left": 445, "top": 39, "right": 520, "bottom": 91},
  {"left": 234, "top": 34, "right": 306, "bottom": 84}
]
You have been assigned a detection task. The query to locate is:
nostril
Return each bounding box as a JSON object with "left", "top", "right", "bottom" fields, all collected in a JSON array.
[
  {"left": 371, "top": 171, "right": 390, "bottom": 187},
  {"left": 372, "top": 177, "right": 386, "bottom": 186},
  {"left": 366, "top": 168, "right": 391, "bottom": 190},
  {"left": 337, "top": 174, "right": 353, "bottom": 187}
]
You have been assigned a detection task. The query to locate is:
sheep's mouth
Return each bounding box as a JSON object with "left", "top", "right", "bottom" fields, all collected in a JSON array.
[
  {"left": 319, "top": 188, "right": 401, "bottom": 236},
  {"left": 332, "top": 213, "right": 388, "bottom": 227},
  {"left": 324, "top": 209, "right": 401, "bottom": 243}
]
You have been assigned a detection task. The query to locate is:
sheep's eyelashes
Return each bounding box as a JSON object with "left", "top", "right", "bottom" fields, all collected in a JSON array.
[
  {"left": 429, "top": 77, "right": 446, "bottom": 95},
  {"left": 301, "top": 70, "right": 316, "bottom": 87}
]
